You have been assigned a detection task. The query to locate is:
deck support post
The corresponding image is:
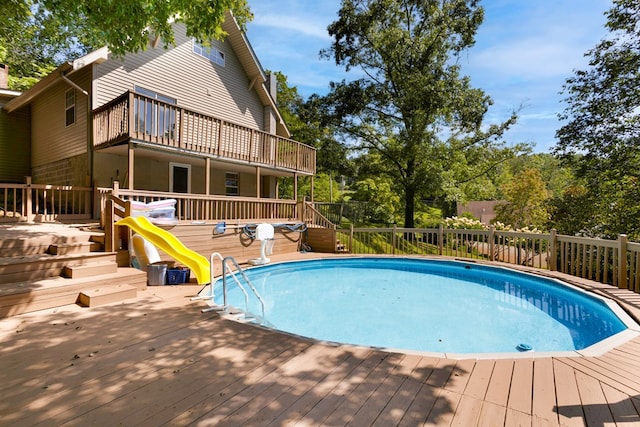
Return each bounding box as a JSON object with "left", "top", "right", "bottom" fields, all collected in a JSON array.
[{"left": 127, "top": 141, "right": 134, "bottom": 190}]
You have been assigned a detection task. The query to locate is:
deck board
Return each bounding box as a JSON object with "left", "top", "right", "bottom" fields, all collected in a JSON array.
[
  {"left": 532, "top": 357, "right": 559, "bottom": 424},
  {"left": 508, "top": 358, "right": 534, "bottom": 415},
  {"left": 2, "top": 272, "right": 640, "bottom": 426},
  {"left": 553, "top": 359, "right": 586, "bottom": 427},
  {"left": 266, "top": 347, "right": 374, "bottom": 426},
  {"left": 397, "top": 383, "right": 442, "bottom": 426},
  {"left": 318, "top": 352, "right": 405, "bottom": 425},
  {"left": 477, "top": 400, "right": 507, "bottom": 427},
  {"left": 574, "top": 370, "right": 617, "bottom": 426},
  {"left": 463, "top": 359, "right": 495, "bottom": 400},
  {"left": 484, "top": 358, "right": 514, "bottom": 407},
  {"left": 601, "top": 382, "right": 640, "bottom": 425}
]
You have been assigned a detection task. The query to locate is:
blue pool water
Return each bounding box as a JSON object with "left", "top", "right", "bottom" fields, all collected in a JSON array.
[{"left": 212, "top": 258, "right": 630, "bottom": 354}]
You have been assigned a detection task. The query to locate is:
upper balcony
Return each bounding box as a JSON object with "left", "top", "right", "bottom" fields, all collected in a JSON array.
[{"left": 92, "top": 91, "right": 316, "bottom": 175}]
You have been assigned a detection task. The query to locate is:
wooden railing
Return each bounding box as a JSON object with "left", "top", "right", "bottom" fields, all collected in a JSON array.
[
  {"left": 0, "top": 178, "right": 92, "bottom": 222},
  {"left": 303, "top": 201, "right": 337, "bottom": 229},
  {"left": 93, "top": 91, "right": 316, "bottom": 175},
  {"left": 336, "top": 225, "right": 640, "bottom": 292},
  {"left": 5, "top": 178, "right": 640, "bottom": 295},
  {"left": 97, "top": 184, "right": 301, "bottom": 224}
]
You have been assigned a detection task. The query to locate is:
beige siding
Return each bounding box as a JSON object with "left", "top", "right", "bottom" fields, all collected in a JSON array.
[
  {"left": 95, "top": 151, "right": 266, "bottom": 196},
  {"left": 93, "top": 24, "right": 265, "bottom": 132},
  {"left": 31, "top": 68, "right": 90, "bottom": 169},
  {"left": 93, "top": 152, "right": 128, "bottom": 188},
  {"left": 134, "top": 157, "right": 170, "bottom": 191},
  {"left": 0, "top": 100, "right": 30, "bottom": 183},
  {"left": 210, "top": 168, "right": 256, "bottom": 197}
]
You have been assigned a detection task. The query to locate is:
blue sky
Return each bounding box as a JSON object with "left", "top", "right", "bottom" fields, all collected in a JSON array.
[{"left": 246, "top": 0, "right": 612, "bottom": 153}]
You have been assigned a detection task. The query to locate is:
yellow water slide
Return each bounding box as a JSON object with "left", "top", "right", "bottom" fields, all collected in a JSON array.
[{"left": 115, "top": 216, "right": 211, "bottom": 284}]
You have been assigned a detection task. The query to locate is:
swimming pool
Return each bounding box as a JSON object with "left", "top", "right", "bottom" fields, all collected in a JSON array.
[{"left": 208, "top": 257, "right": 637, "bottom": 354}]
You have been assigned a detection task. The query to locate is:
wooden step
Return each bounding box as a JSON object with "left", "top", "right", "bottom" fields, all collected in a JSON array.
[
  {"left": 0, "top": 267, "right": 146, "bottom": 317},
  {"left": 0, "top": 228, "right": 104, "bottom": 257},
  {"left": 0, "top": 252, "right": 117, "bottom": 284},
  {"left": 63, "top": 261, "right": 118, "bottom": 279},
  {"left": 77, "top": 284, "right": 138, "bottom": 307},
  {"left": 90, "top": 234, "right": 105, "bottom": 246},
  {"left": 47, "top": 241, "right": 102, "bottom": 255}
]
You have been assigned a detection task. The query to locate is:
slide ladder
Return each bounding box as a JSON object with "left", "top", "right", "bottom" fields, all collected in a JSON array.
[{"left": 195, "top": 252, "right": 266, "bottom": 324}]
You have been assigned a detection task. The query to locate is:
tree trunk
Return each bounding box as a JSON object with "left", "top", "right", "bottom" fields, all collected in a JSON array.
[{"left": 404, "top": 185, "right": 415, "bottom": 228}]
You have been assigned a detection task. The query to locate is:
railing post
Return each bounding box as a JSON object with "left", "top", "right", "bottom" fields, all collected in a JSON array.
[
  {"left": 104, "top": 198, "right": 114, "bottom": 252},
  {"left": 438, "top": 224, "right": 444, "bottom": 256},
  {"left": 217, "top": 119, "right": 224, "bottom": 157},
  {"left": 349, "top": 223, "right": 354, "bottom": 253},
  {"left": 24, "top": 176, "right": 33, "bottom": 222},
  {"left": 112, "top": 180, "right": 120, "bottom": 198},
  {"left": 249, "top": 129, "right": 254, "bottom": 162},
  {"left": 619, "top": 234, "right": 628, "bottom": 289},
  {"left": 549, "top": 229, "right": 557, "bottom": 271},
  {"left": 489, "top": 226, "right": 495, "bottom": 261},
  {"left": 392, "top": 225, "right": 397, "bottom": 255},
  {"left": 128, "top": 91, "right": 135, "bottom": 136}
]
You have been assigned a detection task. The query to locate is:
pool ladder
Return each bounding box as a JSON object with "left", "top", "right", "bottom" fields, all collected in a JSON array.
[{"left": 194, "top": 252, "right": 266, "bottom": 324}]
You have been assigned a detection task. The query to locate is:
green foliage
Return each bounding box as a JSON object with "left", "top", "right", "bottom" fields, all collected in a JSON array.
[
  {"left": 350, "top": 176, "right": 401, "bottom": 225},
  {"left": 499, "top": 153, "right": 573, "bottom": 199},
  {"left": 270, "top": 71, "right": 352, "bottom": 176},
  {"left": 321, "top": 0, "right": 525, "bottom": 228},
  {"left": 413, "top": 204, "right": 443, "bottom": 228},
  {"left": 548, "top": 184, "right": 596, "bottom": 236},
  {"left": 0, "top": 0, "right": 252, "bottom": 90},
  {"left": 311, "top": 173, "right": 343, "bottom": 202},
  {"left": 554, "top": 0, "right": 640, "bottom": 239},
  {"left": 494, "top": 168, "right": 550, "bottom": 230}
]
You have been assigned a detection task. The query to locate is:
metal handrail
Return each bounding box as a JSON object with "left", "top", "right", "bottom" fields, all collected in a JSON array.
[{"left": 197, "top": 252, "right": 266, "bottom": 323}]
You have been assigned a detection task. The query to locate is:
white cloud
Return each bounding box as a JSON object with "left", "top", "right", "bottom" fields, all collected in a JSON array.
[{"left": 251, "top": 13, "right": 331, "bottom": 40}]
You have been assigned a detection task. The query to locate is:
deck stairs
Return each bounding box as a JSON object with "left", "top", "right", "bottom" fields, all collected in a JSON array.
[
  {"left": 336, "top": 238, "right": 348, "bottom": 253},
  {"left": 0, "top": 224, "right": 146, "bottom": 317}
]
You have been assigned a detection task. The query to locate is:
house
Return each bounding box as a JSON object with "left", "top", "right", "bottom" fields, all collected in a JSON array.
[
  {"left": 456, "top": 200, "right": 502, "bottom": 225},
  {"left": 0, "top": 68, "right": 29, "bottom": 183},
  {"left": 1, "top": 12, "right": 316, "bottom": 224}
]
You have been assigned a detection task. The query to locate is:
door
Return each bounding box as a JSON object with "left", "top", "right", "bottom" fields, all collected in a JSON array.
[{"left": 170, "top": 162, "right": 190, "bottom": 193}]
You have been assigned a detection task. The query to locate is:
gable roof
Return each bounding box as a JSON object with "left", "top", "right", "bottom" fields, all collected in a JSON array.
[
  {"left": 4, "top": 13, "right": 291, "bottom": 138},
  {"left": 3, "top": 48, "right": 109, "bottom": 114}
]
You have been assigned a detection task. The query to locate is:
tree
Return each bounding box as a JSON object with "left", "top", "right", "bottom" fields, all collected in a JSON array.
[
  {"left": 494, "top": 168, "right": 550, "bottom": 230},
  {"left": 554, "top": 0, "right": 640, "bottom": 238},
  {"left": 270, "top": 72, "right": 352, "bottom": 176},
  {"left": 0, "top": 0, "right": 252, "bottom": 89},
  {"left": 350, "top": 176, "right": 401, "bottom": 225},
  {"left": 321, "top": 0, "right": 523, "bottom": 228}
]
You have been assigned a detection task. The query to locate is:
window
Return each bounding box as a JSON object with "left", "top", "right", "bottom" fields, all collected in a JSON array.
[
  {"left": 225, "top": 172, "right": 239, "bottom": 196},
  {"left": 193, "top": 40, "right": 225, "bottom": 67},
  {"left": 65, "top": 89, "right": 75, "bottom": 126},
  {"left": 133, "top": 86, "right": 177, "bottom": 138}
]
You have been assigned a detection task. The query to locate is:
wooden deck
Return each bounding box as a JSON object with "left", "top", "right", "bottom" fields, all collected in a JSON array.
[{"left": 2, "top": 260, "right": 640, "bottom": 426}]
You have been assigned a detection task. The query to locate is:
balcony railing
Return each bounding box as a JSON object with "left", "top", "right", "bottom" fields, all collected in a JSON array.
[
  {"left": 92, "top": 91, "right": 316, "bottom": 175},
  {"left": 0, "top": 178, "right": 92, "bottom": 222},
  {"left": 97, "top": 185, "right": 301, "bottom": 225}
]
